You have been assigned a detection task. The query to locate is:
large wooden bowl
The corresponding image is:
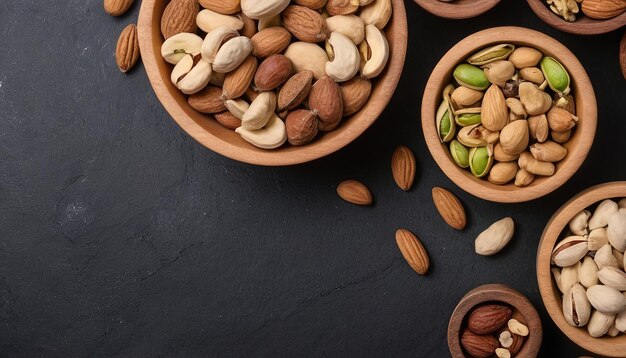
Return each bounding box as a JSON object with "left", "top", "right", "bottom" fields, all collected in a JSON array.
[
  {"left": 537, "top": 182, "right": 626, "bottom": 357},
  {"left": 421, "top": 26, "right": 597, "bottom": 203},
  {"left": 447, "top": 284, "right": 543, "bottom": 357},
  {"left": 137, "top": 0, "right": 407, "bottom": 166},
  {"left": 413, "top": 0, "right": 500, "bottom": 19},
  {"left": 527, "top": 0, "right": 626, "bottom": 35}
]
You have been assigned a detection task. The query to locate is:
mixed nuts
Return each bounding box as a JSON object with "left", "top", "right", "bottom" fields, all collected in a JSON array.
[
  {"left": 551, "top": 197, "right": 626, "bottom": 338},
  {"left": 159, "top": 0, "right": 393, "bottom": 149},
  {"left": 545, "top": 0, "right": 626, "bottom": 22},
  {"left": 437, "top": 43, "right": 578, "bottom": 186}
]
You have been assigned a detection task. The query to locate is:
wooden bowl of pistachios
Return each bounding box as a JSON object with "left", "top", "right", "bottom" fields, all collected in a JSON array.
[
  {"left": 413, "top": 0, "right": 501, "bottom": 19},
  {"left": 537, "top": 182, "right": 626, "bottom": 357},
  {"left": 421, "top": 26, "right": 597, "bottom": 203},
  {"left": 527, "top": 0, "right": 626, "bottom": 35}
]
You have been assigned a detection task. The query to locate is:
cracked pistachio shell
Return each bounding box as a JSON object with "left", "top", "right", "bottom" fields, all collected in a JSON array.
[
  {"left": 589, "top": 199, "right": 619, "bottom": 230},
  {"left": 607, "top": 211, "right": 626, "bottom": 252},
  {"left": 541, "top": 56, "right": 571, "bottom": 95},
  {"left": 561, "top": 262, "right": 580, "bottom": 293},
  {"left": 563, "top": 283, "right": 591, "bottom": 327},
  {"left": 436, "top": 84, "right": 456, "bottom": 143},
  {"left": 450, "top": 140, "right": 469, "bottom": 168},
  {"left": 597, "top": 267, "right": 626, "bottom": 291},
  {"left": 588, "top": 310, "right": 616, "bottom": 338},
  {"left": 569, "top": 210, "right": 591, "bottom": 236},
  {"left": 617, "top": 301, "right": 626, "bottom": 332},
  {"left": 552, "top": 236, "right": 589, "bottom": 267},
  {"left": 457, "top": 124, "right": 499, "bottom": 148},
  {"left": 453, "top": 64, "right": 490, "bottom": 91},
  {"left": 455, "top": 112, "right": 482, "bottom": 127},
  {"left": 595, "top": 244, "right": 619, "bottom": 270},
  {"left": 587, "top": 285, "right": 626, "bottom": 314},
  {"left": 467, "top": 44, "right": 515, "bottom": 66},
  {"left": 469, "top": 146, "right": 493, "bottom": 178},
  {"left": 589, "top": 227, "right": 609, "bottom": 251},
  {"left": 579, "top": 256, "right": 599, "bottom": 288}
]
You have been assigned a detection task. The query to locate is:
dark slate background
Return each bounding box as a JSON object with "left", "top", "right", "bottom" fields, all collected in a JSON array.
[{"left": 0, "top": 0, "right": 624, "bottom": 356}]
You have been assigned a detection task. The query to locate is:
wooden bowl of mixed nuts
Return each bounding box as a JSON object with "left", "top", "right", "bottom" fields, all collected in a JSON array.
[
  {"left": 137, "top": 0, "right": 407, "bottom": 166},
  {"left": 527, "top": 0, "right": 626, "bottom": 35},
  {"left": 421, "top": 26, "right": 597, "bottom": 203},
  {"left": 413, "top": 0, "right": 501, "bottom": 19},
  {"left": 447, "top": 284, "right": 542, "bottom": 358},
  {"left": 537, "top": 182, "right": 626, "bottom": 357}
]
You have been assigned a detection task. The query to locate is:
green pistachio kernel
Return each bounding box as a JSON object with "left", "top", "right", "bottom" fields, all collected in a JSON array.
[
  {"left": 450, "top": 140, "right": 470, "bottom": 168},
  {"left": 467, "top": 44, "right": 515, "bottom": 66},
  {"left": 469, "top": 146, "right": 494, "bottom": 178},
  {"left": 455, "top": 113, "right": 482, "bottom": 127},
  {"left": 453, "top": 64, "right": 490, "bottom": 91},
  {"left": 540, "top": 57, "right": 570, "bottom": 95}
]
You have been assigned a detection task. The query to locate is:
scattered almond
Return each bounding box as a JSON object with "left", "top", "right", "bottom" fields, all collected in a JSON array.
[
  {"left": 432, "top": 187, "right": 467, "bottom": 230},
  {"left": 391, "top": 146, "right": 416, "bottom": 191},
  {"left": 104, "top": 0, "right": 133, "bottom": 16},
  {"left": 395, "top": 229, "right": 430, "bottom": 275},
  {"left": 161, "top": 0, "right": 198, "bottom": 39},
  {"left": 115, "top": 24, "right": 140, "bottom": 73},
  {"left": 337, "top": 179, "right": 373, "bottom": 205}
]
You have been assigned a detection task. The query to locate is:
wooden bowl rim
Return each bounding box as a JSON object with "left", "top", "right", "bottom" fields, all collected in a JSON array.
[
  {"left": 137, "top": 0, "right": 408, "bottom": 166},
  {"left": 421, "top": 26, "right": 597, "bottom": 203},
  {"left": 526, "top": 0, "right": 626, "bottom": 35},
  {"left": 447, "top": 283, "right": 543, "bottom": 358},
  {"left": 413, "top": 0, "right": 501, "bottom": 19},
  {"left": 536, "top": 181, "right": 626, "bottom": 357}
]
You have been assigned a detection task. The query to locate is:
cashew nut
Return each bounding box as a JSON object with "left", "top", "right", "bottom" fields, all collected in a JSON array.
[
  {"left": 359, "top": 0, "right": 392, "bottom": 29},
  {"left": 213, "top": 36, "right": 253, "bottom": 73},
  {"left": 177, "top": 59, "right": 213, "bottom": 95},
  {"left": 325, "top": 15, "right": 365, "bottom": 44},
  {"left": 196, "top": 9, "right": 244, "bottom": 33},
  {"left": 325, "top": 32, "right": 360, "bottom": 82},
  {"left": 200, "top": 26, "right": 239, "bottom": 63},
  {"left": 161, "top": 32, "right": 203, "bottom": 65},
  {"left": 236, "top": 114, "right": 287, "bottom": 149},
  {"left": 284, "top": 42, "right": 329, "bottom": 80},
  {"left": 242, "top": 92, "right": 277, "bottom": 130},
  {"left": 359, "top": 25, "right": 389, "bottom": 79},
  {"left": 257, "top": 15, "right": 281, "bottom": 31},
  {"left": 225, "top": 99, "right": 250, "bottom": 119},
  {"left": 171, "top": 54, "right": 194, "bottom": 85},
  {"left": 241, "top": 0, "right": 290, "bottom": 20}
]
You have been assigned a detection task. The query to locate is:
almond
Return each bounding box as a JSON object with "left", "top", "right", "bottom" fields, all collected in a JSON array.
[
  {"left": 115, "top": 24, "right": 140, "bottom": 73},
  {"left": 461, "top": 329, "right": 499, "bottom": 358},
  {"left": 161, "top": 0, "right": 198, "bottom": 39},
  {"left": 104, "top": 0, "right": 133, "bottom": 16},
  {"left": 395, "top": 229, "right": 429, "bottom": 275},
  {"left": 391, "top": 146, "right": 416, "bottom": 191},
  {"left": 337, "top": 179, "right": 372, "bottom": 205},
  {"left": 223, "top": 56, "right": 258, "bottom": 100},
  {"left": 467, "top": 304, "right": 512, "bottom": 335},
  {"left": 621, "top": 31, "right": 626, "bottom": 81},
  {"left": 251, "top": 27, "right": 292, "bottom": 59},
  {"left": 431, "top": 187, "right": 466, "bottom": 230},
  {"left": 281, "top": 5, "right": 328, "bottom": 43},
  {"left": 188, "top": 86, "right": 226, "bottom": 114},
  {"left": 581, "top": 0, "right": 626, "bottom": 19},
  {"left": 294, "top": 0, "right": 328, "bottom": 10},
  {"left": 214, "top": 111, "right": 242, "bottom": 130},
  {"left": 254, "top": 54, "right": 293, "bottom": 91},
  {"left": 286, "top": 109, "right": 319, "bottom": 145},
  {"left": 278, "top": 70, "right": 314, "bottom": 111},
  {"left": 340, "top": 76, "right": 371, "bottom": 116},
  {"left": 198, "top": 0, "right": 241, "bottom": 15},
  {"left": 326, "top": 0, "right": 359, "bottom": 16},
  {"left": 309, "top": 77, "right": 344, "bottom": 131}
]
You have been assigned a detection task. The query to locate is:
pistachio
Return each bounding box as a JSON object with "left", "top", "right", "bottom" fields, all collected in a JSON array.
[
  {"left": 519, "top": 82, "right": 552, "bottom": 116},
  {"left": 469, "top": 146, "right": 493, "bottom": 178},
  {"left": 597, "top": 267, "right": 626, "bottom": 291},
  {"left": 453, "top": 64, "right": 490, "bottom": 91},
  {"left": 587, "top": 285, "right": 626, "bottom": 314},
  {"left": 595, "top": 244, "right": 619, "bottom": 270},
  {"left": 481, "top": 84, "right": 508, "bottom": 131},
  {"left": 547, "top": 107, "right": 577, "bottom": 132},
  {"left": 515, "top": 168, "right": 534, "bottom": 187},
  {"left": 552, "top": 235, "right": 589, "bottom": 267},
  {"left": 569, "top": 210, "right": 591, "bottom": 236},
  {"left": 494, "top": 143, "right": 520, "bottom": 162},
  {"left": 161, "top": 32, "right": 203, "bottom": 65},
  {"left": 455, "top": 112, "right": 482, "bottom": 127},
  {"left": 505, "top": 98, "right": 526, "bottom": 118},
  {"left": 467, "top": 44, "right": 515, "bottom": 66},
  {"left": 508, "top": 47, "right": 542, "bottom": 69},
  {"left": 518, "top": 151, "right": 555, "bottom": 176},
  {"left": 450, "top": 140, "right": 470, "bottom": 168},
  {"left": 213, "top": 36, "right": 253, "bottom": 73},
  {"left": 608, "top": 211, "right": 626, "bottom": 252},
  {"left": 589, "top": 200, "right": 619, "bottom": 230},
  {"left": 519, "top": 67, "right": 545, "bottom": 84},
  {"left": 552, "top": 267, "right": 565, "bottom": 293},
  {"left": 483, "top": 60, "right": 515, "bottom": 87},
  {"left": 579, "top": 256, "right": 599, "bottom": 288},
  {"left": 551, "top": 129, "right": 572, "bottom": 144},
  {"left": 588, "top": 228, "right": 609, "bottom": 251},
  {"left": 541, "top": 56, "right": 571, "bottom": 95},
  {"left": 201, "top": 26, "right": 239, "bottom": 64},
  {"left": 450, "top": 86, "right": 484, "bottom": 109},
  {"left": 528, "top": 115, "right": 549, "bottom": 143},
  {"left": 563, "top": 283, "right": 591, "bottom": 327},
  {"left": 561, "top": 262, "right": 580, "bottom": 293},
  {"left": 617, "top": 305, "right": 626, "bottom": 332},
  {"left": 530, "top": 141, "right": 567, "bottom": 162},
  {"left": 488, "top": 162, "right": 518, "bottom": 185},
  {"left": 500, "top": 120, "right": 529, "bottom": 156},
  {"left": 457, "top": 124, "right": 499, "bottom": 148},
  {"left": 474, "top": 217, "right": 514, "bottom": 255},
  {"left": 615, "top": 249, "right": 624, "bottom": 269},
  {"left": 436, "top": 84, "right": 456, "bottom": 143},
  {"left": 587, "top": 310, "right": 616, "bottom": 338}
]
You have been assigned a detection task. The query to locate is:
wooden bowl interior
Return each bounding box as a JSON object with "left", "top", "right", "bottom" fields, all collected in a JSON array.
[
  {"left": 421, "top": 26, "right": 597, "bottom": 203},
  {"left": 413, "top": 0, "right": 500, "bottom": 19},
  {"left": 537, "top": 182, "right": 626, "bottom": 357},
  {"left": 447, "top": 284, "right": 542, "bottom": 358},
  {"left": 137, "top": 0, "right": 407, "bottom": 166},
  {"left": 526, "top": 0, "right": 626, "bottom": 35}
]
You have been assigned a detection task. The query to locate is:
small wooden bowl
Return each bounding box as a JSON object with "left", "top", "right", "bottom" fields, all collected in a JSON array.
[
  {"left": 413, "top": 0, "right": 500, "bottom": 19},
  {"left": 421, "top": 26, "right": 597, "bottom": 203},
  {"left": 137, "top": 0, "right": 407, "bottom": 166},
  {"left": 527, "top": 0, "right": 626, "bottom": 35},
  {"left": 537, "top": 182, "right": 626, "bottom": 357},
  {"left": 447, "top": 284, "right": 543, "bottom": 358}
]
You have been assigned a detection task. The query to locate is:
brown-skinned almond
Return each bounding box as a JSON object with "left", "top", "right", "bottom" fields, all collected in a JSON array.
[
  {"left": 251, "top": 27, "right": 292, "bottom": 59},
  {"left": 254, "top": 54, "right": 293, "bottom": 91},
  {"left": 326, "top": 0, "right": 359, "bottom": 16},
  {"left": 214, "top": 111, "right": 241, "bottom": 130},
  {"left": 116, "top": 24, "right": 140, "bottom": 73},
  {"left": 198, "top": 0, "right": 241, "bottom": 15},
  {"left": 239, "top": 13, "right": 258, "bottom": 39},
  {"left": 391, "top": 146, "right": 416, "bottom": 191},
  {"left": 395, "top": 229, "right": 429, "bottom": 275},
  {"left": 337, "top": 179, "right": 372, "bottom": 205},
  {"left": 309, "top": 76, "right": 343, "bottom": 131},
  {"left": 278, "top": 70, "right": 314, "bottom": 111},
  {"left": 161, "top": 0, "right": 199, "bottom": 39},
  {"left": 432, "top": 187, "right": 467, "bottom": 230},
  {"left": 340, "top": 76, "right": 372, "bottom": 116},
  {"left": 294, "top": 0, "right": 329, "bottom": 10},
  {"left": 188, "top": 86, "right": 226, "bottom": 114},
  {"left": 104, "top": 0, "right": 133, "bottom": 16},
  {"left": 286, "top": 110, "right": 319, "bottom": 145},
  {"left": 222, "top": 56, "right": 258, "bottom": 100},
  {"left": 281, "top": 5, "right": 328, "bottom": 43}
]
